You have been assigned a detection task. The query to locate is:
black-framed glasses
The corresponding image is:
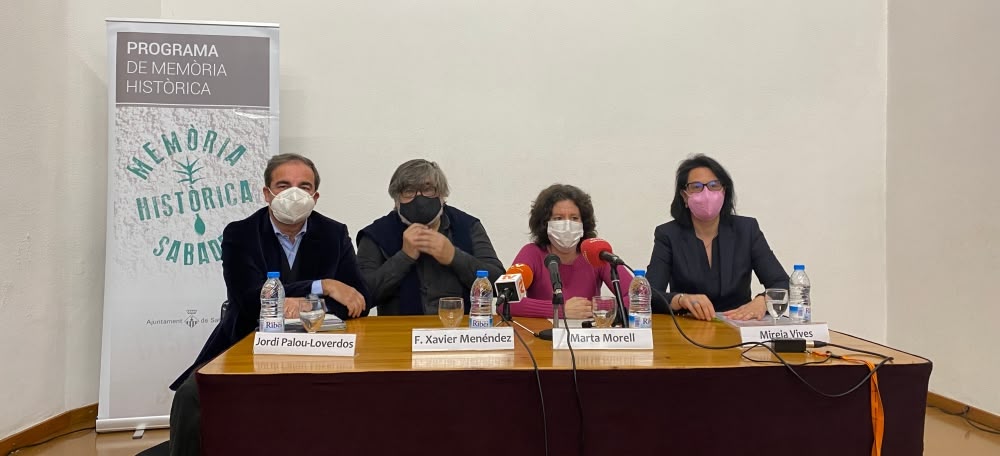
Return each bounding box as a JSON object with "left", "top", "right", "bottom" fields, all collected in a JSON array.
[
  {"left": 684, "top": 180, "right": 723, "bottom": 193},
  {"left": 400, "top": 185, "right": 439, "bottom": 199}
]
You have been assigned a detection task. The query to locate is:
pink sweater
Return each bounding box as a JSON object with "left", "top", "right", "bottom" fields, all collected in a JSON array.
[{"left": 507, "top": 243, "right": 633, "bottom": 318}]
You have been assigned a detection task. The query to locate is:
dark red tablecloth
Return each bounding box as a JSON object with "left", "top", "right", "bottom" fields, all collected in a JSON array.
[{"left": 199, "top": 361, "right": 930, "bottom": 455}]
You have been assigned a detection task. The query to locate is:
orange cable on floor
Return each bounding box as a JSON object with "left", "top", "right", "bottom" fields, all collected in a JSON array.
[{"left": 810, "top": 351, "right": 884, "bottom": 456}]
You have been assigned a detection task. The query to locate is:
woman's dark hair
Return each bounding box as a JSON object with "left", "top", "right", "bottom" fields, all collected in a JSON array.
[
  {"left": 529, "top": 184, "right": 598, "bottom": 247},
  {"left": 670, "top": 154, "right": 737, "bottom": 227}
]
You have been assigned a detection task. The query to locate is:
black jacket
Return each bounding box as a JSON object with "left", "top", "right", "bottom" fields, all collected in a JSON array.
[
  {"left": 170, "top": 207, "right": 369, "bottom": 390},
  {"left": 647, "top": 216, "right": 789, "bottom": 313}
]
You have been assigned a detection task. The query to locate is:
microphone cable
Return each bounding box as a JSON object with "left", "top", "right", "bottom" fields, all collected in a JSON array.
[
  {"left": 665, "top": 287, "right": 891, "bottom": 397},
  {"left": 559, "top": 312, "right": 586, "bottom": 455},
  {"left": 660, "top": 288, "right": 893, "bottom": 398},
  {"left": 620, "top": 263, "right": 895, "bottom": 455},
  {"left": 497, "top": 307, "right": 549, "bottom": 456},
  {"left": 619, "top": 265, "right": 895, "bottom": 399}
]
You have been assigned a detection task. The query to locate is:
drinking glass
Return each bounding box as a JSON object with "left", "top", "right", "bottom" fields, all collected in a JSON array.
[
  {"left": 298, "top": 296, "right": 328, "bottom": 333},
  {"left": 764, "top": 288, "right": 789, "bottom": 325},
  {"left": 438, "top": 297, "right": 464, "bottom": 328},
  {"left": 592, "top": 296, "right": 617, "bottom": 328}
]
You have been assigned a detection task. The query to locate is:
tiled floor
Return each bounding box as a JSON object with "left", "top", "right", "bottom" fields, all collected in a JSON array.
[{"left": 10, "top": 408, "right": 1000, "bottom": 455}]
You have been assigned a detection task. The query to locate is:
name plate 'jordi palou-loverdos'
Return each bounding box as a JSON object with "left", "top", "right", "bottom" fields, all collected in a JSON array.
[{"left": 253, "top": 332, "right": 356, "bottom": 356}]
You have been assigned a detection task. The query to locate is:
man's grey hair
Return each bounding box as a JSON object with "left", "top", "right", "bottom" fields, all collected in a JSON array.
[
  {"left": 264, "top": 153, "right": 321, "bottom": 189},
  {"left": 388, "top": 159, "right": 450, "bottom": 200}
]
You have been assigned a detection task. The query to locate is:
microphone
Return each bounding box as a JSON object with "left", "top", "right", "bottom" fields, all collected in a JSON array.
[
  {"left": 579, "top": 238, "right": 630, "bottom": 327},
  {"left": 494, "top": 264, "right": 536, "bottom": 332},
  {"left": 494, "top": 263, "right": 534, "bottom": 303},
  {"left": 544, "top": 254, "right": 564, "bottom": 298},
  {"left": 581, "top": 238, "right": 627, "bottom": 267},
  {"left": 538, "top": 254, "right": 566, "bottom": 341}
]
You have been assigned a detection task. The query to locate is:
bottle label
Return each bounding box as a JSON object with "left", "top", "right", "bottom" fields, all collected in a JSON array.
[
  {"left": 469, "top": 315, "right": 493, "bottom": 328},
  {"left": 788, "top": 303, "right": 802, "bottom": 321},
  {"left": 260, "top": 317, "right": 284, "bottom": 332},
  {"left": 629, "top": 314, "right": 652, "bottom": 329}
]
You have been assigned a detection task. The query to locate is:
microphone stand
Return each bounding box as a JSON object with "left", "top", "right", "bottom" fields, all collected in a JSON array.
[
  {"left": 495, "top": 292, "right": 535, "bottom": 335},
  {"left": 536, "top": 292, "right": 564, "bottom": 341},
  {"left": 609, "top": 266, "right": 630, "bottom": 328},
  {"left": 498, "top": 292, "right": 513, "bottom": 322}
]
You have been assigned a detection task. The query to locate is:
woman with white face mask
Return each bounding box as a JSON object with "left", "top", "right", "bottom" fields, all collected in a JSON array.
[
  {"left": 646, "top": 154, "right": 789, "bottom": 321},
  {"left": 507, "top": 184, "right": 634, "bottom": 319}
]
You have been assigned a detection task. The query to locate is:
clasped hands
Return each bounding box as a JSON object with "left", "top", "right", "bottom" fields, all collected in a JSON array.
[{"left": 402, "top": 223, "right": 456, "bottom": 265}]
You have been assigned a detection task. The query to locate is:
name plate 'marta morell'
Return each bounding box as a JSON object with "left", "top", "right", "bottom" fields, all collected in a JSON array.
[
  {"left": 551, "top": 328, "right": 654, "bottom": 350},
  {"left": 253, "top": 332, "right": 356, "bottom": 357},
  {"left": 411, "top": 327, "right": 515, "bottom": 352}
]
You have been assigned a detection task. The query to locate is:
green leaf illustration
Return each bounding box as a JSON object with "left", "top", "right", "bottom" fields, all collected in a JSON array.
[{"left": 173, "top": 156, "right": 204, "bottom": 187}]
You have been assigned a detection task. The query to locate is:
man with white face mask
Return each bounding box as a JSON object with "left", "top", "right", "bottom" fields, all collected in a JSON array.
[
  {"left": 166, "top": 153, "right": 368, "bottom": 456},
  {"left": 508, "top": 184, "right": 634, "bottom": 319}
]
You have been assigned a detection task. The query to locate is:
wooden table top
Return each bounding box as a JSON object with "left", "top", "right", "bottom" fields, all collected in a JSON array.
[{"left": 198, "top": 315, "right": 928, "bottom": 376}]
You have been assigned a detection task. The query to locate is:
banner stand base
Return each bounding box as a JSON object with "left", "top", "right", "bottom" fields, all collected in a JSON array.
[{"left": 97, "top": 415, "right": 169, "bottom": 433}]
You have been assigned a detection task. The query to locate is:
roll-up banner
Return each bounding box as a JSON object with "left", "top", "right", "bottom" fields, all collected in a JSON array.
[{"left": 99, "top": 18, "right": 279, "bottom": 432}]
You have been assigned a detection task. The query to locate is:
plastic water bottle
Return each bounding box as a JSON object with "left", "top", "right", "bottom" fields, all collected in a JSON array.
[
  {"left": 469, "top": 270, "right": 493, "bottom": 328},
  {"left": 628, "top": 270, "right": 652, "bottom": 328},
  {"left": 788, "top": 264, "right": 811, "bottom": 323},
  {"left": 259, "top": 271, "right": 285, "bottom": 332}
]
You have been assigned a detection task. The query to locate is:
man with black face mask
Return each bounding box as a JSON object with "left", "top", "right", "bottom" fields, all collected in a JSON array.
[{"left": 357, "top": 159, "right": 505, "bottom": 315}]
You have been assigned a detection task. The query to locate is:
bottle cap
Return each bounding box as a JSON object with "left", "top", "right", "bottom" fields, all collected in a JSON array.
[
  {"left": 793, "top": 265, "right": 805, "bottom": 271},
  {"left": 633, "top": 269, "right": 646, "bottom": 277},
  {"left": 267, "top": 271, "right": 280, "bottom": 278},
  {"left": 476, "top": 270, "right": 488, "bottom": 278}
]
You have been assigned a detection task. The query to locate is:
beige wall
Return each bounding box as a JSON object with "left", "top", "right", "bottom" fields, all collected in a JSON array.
[
  {"left": 162, "top": 0, "right": 889, "bottom": 339},
  {"left": 1, "top": 0, "right": 897, "bottom": 438},
  {"left": 887, "top": 0, "right": 1000, "bottom": 414},
  {"left": 0, "top": 0, "right": 158, "bottom": 438}
]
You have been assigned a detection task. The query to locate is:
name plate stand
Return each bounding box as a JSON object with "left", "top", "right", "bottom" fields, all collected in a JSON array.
[
  {"left": 738, "top": 323, "right": 831, "bottom": 344},
  {"left": 551, "top": 328, "right": 654, "bottom": 350},
  {"left": 412, "top": 327, "right": 515, "bottom": 352},
  {"left": 253, "top": 332, "right": 357, "bottom": 356}
]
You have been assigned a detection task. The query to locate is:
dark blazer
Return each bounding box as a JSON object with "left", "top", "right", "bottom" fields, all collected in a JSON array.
[
  {"left": 170, "top": 207, "right": 369, "bottom": 390},
  {"left": 646, "top": 216, "right": 788, "bottom": 313}
]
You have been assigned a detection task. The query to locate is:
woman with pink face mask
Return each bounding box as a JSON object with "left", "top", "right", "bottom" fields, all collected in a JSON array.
[{"left": 647, "top": 155, "right": 789, "bottom": 321}]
